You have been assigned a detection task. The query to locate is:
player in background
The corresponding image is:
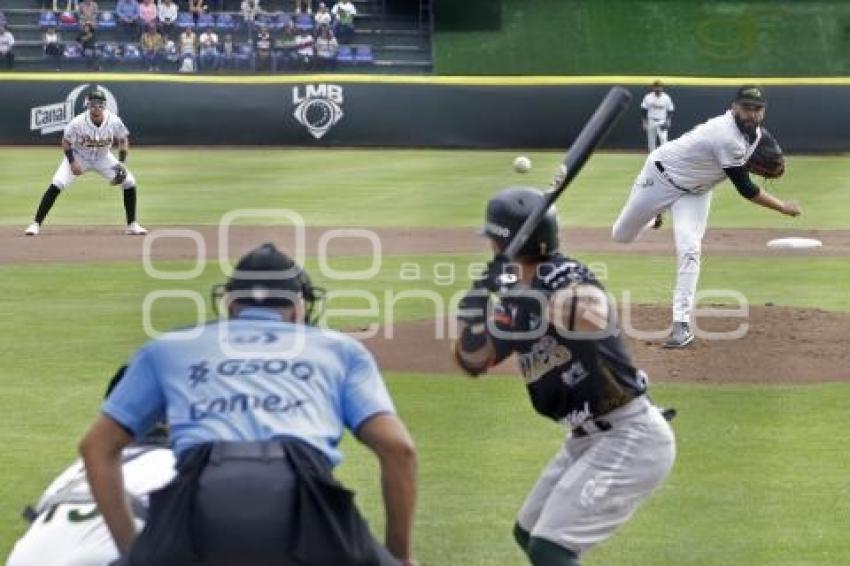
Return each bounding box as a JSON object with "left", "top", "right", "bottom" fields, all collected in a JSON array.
[
  {"left": 613, "top": 86, "right": 802, "bottom": 348},
  {"left": 24, "top": 89, "right": 148, "bottom": 236},
  {"left": 6, "top": 367, "right": 174, "bottom": 566},
  {"left": 641, "top": 80, "right": 675, "bottom": 230}
]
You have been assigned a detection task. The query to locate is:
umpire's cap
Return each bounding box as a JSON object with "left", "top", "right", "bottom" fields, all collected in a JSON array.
[
  {"left": 734, "top": 85, "right": 766, "bottom": 107},
  {"left": 481, "top": 187, "right": 559, "bottom": 259},
  {"left": 221, "top": 243, "right": 324, "bottom": 323}
]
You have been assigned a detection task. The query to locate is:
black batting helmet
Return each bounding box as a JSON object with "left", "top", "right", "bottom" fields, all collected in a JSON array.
[
  {"left": 481, "top": 187, "right": 559, "bottom": 259},
  {"left": 212, "top": 242, "right": 324, "bottom": 324}
]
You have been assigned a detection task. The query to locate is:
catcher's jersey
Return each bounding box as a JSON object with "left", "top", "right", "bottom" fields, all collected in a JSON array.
[
  {"left": 641, "top": 92, "right": 674, "bottom": 122},
  {"left": 6, "top": 446, "right": 175, "bottom": 566},
  {"left": 63, "top": 110, "right": 129, "bottom": 163},
  {"left": 490, "top": 254, "right": 648, "bottom": 426},
  {"left": 652, "top": 110, "right": 761, "bottom": 192}
]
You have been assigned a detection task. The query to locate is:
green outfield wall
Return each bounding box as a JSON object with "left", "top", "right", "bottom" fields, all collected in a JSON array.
[
  {"left": 3, "top": 74, "right": 850, "bottom": 152},
  {"left": 433, "top": 0, "right": 850, "bottom": 76}
]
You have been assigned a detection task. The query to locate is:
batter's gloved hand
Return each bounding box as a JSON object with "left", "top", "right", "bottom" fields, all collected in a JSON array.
[
  {"left": 472, "top": 256, "right": 519, "bottom": 293},
  {"left": 110, "top": 163, "right": 128, "bottom": 186},
  {"left": 746, "top": 127, "right": 785, "bottom": 179}
]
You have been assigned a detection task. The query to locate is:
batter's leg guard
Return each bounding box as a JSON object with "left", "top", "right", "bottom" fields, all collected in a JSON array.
[
  {"left": 513, "top": 522, "right": 531, "bottom": 554},
  {"left": 527, "top": 537, "right": 580, "bottom": 566},
  {"left": 34, "top": 185, "right": 62, "bottom": 224},
  {"left": 123, "top": 186, "right": 137, "bottom": 224}
]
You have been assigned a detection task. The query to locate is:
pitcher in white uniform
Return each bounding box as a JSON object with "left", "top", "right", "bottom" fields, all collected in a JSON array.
[
  {"left": 613, "top": 86, "right": 802, "bottom": 348},
  {"left": 24, "top": 89, "right": 148, "bottom": 236}
]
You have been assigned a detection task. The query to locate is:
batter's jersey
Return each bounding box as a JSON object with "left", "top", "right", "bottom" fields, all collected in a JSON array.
[
  {"left": 651, "top": 110, "right": 761, "bottom": 192},
  {"left": 63, "top": 110, "right": 129, "bottom": 163},
  {"left": 641, "top": 92, "right": 674, "bottom": 122},
  {"left": 6, "top": 446, "right": 175, "bottom": 566},
  {"left": 490, "top": 254, "right": 648, "bottom": 426},
  {"left": 103, "top": 308, "right": 395, "bottom": 466}
]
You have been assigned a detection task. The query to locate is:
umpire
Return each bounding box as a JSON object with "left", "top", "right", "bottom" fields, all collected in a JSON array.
[{"left": 79, "top": 242, "right": 418, "bottom": 565}]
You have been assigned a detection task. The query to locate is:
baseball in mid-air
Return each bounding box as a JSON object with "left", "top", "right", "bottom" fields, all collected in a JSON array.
[{"left": 513, "top": 155, "right": 532, "bottom": 174}]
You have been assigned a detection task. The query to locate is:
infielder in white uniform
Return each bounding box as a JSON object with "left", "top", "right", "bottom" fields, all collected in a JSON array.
[
  {"left": 6, "top": 367, "right": 174, "bottom": 566},
  {"left": 24, "top": 89, "right": 147, "bottom": 236},
  {"left": 641, "top": 80, "right": 674, "bottom": 153},
  {"left": 613, "top": 86, "right": 802, "bottom": 348}
]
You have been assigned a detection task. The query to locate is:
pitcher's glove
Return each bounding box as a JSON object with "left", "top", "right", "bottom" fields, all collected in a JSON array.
[
  {"left": 746, "top": 128, "right": 785, "bottom": 179},
  {"left": 110, "top": 163, "right": 128, "bottom": 186}
]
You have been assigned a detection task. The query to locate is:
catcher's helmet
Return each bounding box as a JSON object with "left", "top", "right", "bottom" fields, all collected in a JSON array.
[
  {"left": 482, "top": 187, "right": 559, "bottom": 259},
  {"left": 213, "top": 242, "right": 325, "bottom": 324}
]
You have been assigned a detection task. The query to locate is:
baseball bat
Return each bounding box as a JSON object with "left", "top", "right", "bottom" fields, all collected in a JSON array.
[{"left": 501, "top": 87, "right": 632, "bottom": 260}]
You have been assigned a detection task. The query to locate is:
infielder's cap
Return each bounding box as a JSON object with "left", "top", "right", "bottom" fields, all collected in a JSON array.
[
  {"left": 652, "top": 79, "right": 663, "bottom": 87},
  {"left": 735, "top": 85, "right": 766, "bottom": 106},
  {"left": 225, "top": 242, "right": 305, "bottom": 308},
  {"left": 87, "top": 89, "right": 107, "bottom": 105}
]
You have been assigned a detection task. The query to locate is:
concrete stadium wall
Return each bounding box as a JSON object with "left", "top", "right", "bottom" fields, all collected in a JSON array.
[
  {"left": 2, "top": 74, "right": 850, "bottom": 152},
  {"left": 433, "top": 0, "right": 850, "bottom": 77}
]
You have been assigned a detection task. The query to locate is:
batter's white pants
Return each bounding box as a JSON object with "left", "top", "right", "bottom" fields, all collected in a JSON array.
[
  {"left": 51, "top": 152, "right": 137, "bottom": 191},
  {"left": 516, "top": 397, "right": 675, "bottom": 555},
  {"left": 612, "top": 158, "right": 713, "bottom": 323},
  {"left": 646, "top": 119, "right": 668, "bottom": 152}
]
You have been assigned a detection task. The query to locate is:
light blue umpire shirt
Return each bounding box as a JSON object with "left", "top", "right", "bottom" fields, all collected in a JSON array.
[{"left": 103, "top": 308, "right": 395, "bottom": 466}]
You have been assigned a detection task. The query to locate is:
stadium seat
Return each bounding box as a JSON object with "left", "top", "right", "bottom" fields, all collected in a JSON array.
[
  {"left": 354, "top": 45, "right": 373, "bottom": 64},
  {"left": 233, "top": 44, "right": 253, "bottom": 69},
  {"left": 268, "top": 12, "right": 290, "bottom": 31},
  {"left": 336, "top": 45, "right": 353, "bottom": 63},
  {"left": 293, "top": 13, "right": 313, "bottom": 32},
  {"left": 215, "top": 12, "right": 236, "bottom": 31},
  {"left": 63, "top": 42, "right": 82, "bottom": 60},
  {"left": 123, "top": 43, "right": 142, "bottom": 64},
  {"left": 98, "top": 42, "right": 121, "bottom": 65},
  {"left": 98, "top": 11, "right": 117, "bottom": 30},
  {"left": 39, "top": 11, "right": 58, "bottom": 29},
  {"left": 196, "top": 12, "right": 215, "bottom": 30},
  {"left": 176, "top": 12, "right": 194, "bottom": 30},
  {"left": 58, "top": 11, "right": 79, "bottom": 31}
]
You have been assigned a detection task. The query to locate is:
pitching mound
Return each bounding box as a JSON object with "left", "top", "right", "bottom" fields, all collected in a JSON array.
[{"left": 359, "top": 305, "right": 850, "bottom": 384}]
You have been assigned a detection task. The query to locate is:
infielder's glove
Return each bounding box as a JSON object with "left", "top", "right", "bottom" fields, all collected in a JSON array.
[
  {"left": 110, "top": 163, "right": 128, "bottom": 186},
  {"left": 746, "top": 127, "right": 785, "bottom": 179}
]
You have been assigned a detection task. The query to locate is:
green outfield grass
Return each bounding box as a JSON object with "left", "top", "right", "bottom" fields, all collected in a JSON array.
[{"left": 0, "top": 148, "right": 847, "bottom": 229}]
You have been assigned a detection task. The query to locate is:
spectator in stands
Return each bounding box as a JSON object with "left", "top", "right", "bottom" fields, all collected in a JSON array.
[
  {"left": 179, "top": 26, "right": 197, "bottom": 72},
  {"left": 116, "top": 0, "right": 140, "bottom": 40},
  {"left": 198, "top": 28, "right": 219, "bottom": 70},
  {"left": 314, "top": 24, "right": 337, "bottom": 70},
  {"left": 138, "top": 0, "right": 158, "bottom": 31},
  {"left": 0, "top": 25, "right": 14, "bottom": 70},
  {"left": 140, "top": 23, "right": 164, "bottom": 70},
  {"left": 188, "top": 0, "right": 207, "bottom": 25},
  {"left": 273, "top": 20, "right": 299, "bottom": 71},
  {"left": 295, "top": 0, "right": 313, "bottom": 14},
  {"left": 331, "top": 0, "right": 356, "bottom": 44},
  {"left": 157, "top": 0, "right": 179, "bottom": 39},
  {"left": 314, "top": 2, "right": 332, "bottom": 30},
  {"left": 295, "top": 27, "right": 314, "bottom": 69},
  {"left": 77, "top": 0, "right": 99, "bottom": 27},
  {"left": 77, "top": 22, "right": 98, "bottom": 69},
  {"left": 43, "top": 26, "right": 63, "bottom": 70},
  {"left": 241, "top": 0, "right": 263, "bottom": 27},
  {"left": 219, "top": 33, "right": 237, "bottom": 69},
  {"left": 253, "top": 25, "right": 273, "bottom": 71}
]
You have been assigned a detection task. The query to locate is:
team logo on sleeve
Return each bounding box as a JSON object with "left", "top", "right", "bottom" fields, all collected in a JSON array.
[
  {"left": 291, "top": 84, "right": 344, "bottom": 140},
  {"left": 30, "top": 84, "right": 119, "bottom": 135}
]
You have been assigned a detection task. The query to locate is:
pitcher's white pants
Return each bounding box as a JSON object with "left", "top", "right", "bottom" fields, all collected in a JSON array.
[{"left": 612, "top": 158, "right": 712, "bottom": 323}]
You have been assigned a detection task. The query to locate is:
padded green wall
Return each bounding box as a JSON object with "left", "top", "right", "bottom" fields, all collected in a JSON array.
[{"left": 433, "top": 0, "right": 850, "bottom": 76}]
